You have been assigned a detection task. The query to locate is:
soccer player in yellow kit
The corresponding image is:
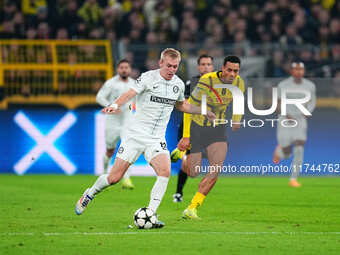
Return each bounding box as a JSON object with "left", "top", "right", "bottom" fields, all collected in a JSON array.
[{"left": 180, "top": 55, "right": 245, "bottom": 219}]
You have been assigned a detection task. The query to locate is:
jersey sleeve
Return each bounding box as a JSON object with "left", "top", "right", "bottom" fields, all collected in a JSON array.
[
  {"left": 306, "top": 82, "right": 316, "bottom": 113},
  {"left": 232, "top": 76, "right": 246, "bottom": 123},
  {"left": 96, "top": 80, "right": 111, "bottom": 107},
  {"left": 177, "top": 81, "right": 185, "bottom": 102},
  {"left": 182, "top": 97, "right": 192, "bottom": 138},
  {"left": 130, "top": 73, "right": 147, "bottom": 94},
  {"left": 277, "top": 80, "right": 285, "bottom": 99}
]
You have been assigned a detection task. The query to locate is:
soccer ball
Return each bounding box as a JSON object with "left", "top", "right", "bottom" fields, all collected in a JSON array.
[{"left": 134, "top": 207, "right": 157, "bottom": 229}]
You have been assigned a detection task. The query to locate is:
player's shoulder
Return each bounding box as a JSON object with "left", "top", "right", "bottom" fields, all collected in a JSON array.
[
  {"left": 104, "top": 75, "right": 118, "bottom": 86},
  {"left": 200, "top": 71, "right": 218, "bottom": 80},
  {"left": 302, "top": 78, "right": 316, "bottom": 90},
  {"left": 137, "top": 69, "right": 158, "bottom": 83},
  {"left": 142, "top": 69, "right": 160, "bottom": 79},
  {"left": 278, "top": 77, "right": 291, "bottom": 87},
  {"left": 128, "top": 77, "right": 135, "bottom": 83},
  {"left": 172, "top": 74, "right": 185, "bottom": 87},
  {"left": 198, "top": 72, "right": 219, "bottom": 88}
]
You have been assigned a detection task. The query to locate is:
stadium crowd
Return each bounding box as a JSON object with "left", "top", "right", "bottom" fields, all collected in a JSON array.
[{"left": 0, "top": 0, "right": 339, "bottom": 86}]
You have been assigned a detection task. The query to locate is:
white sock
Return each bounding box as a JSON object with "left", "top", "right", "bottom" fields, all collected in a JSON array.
[
  {"left": 277, "top": 147, "right": 291, "bottom": 159},
  {"left": 123, "top": 167, "right": 131, "bottom": 179},
  {"left": 148, "top": 176, "right": 169, "bottom": 213},
  {"left": 290, "top": 146, "right": 304, "bottom": 180},
  {"left": 103, "top": 154, "right": 110, "bottom": 173},
  {"left": 88, "top": 174, "right": 110, "bottom": 197}
]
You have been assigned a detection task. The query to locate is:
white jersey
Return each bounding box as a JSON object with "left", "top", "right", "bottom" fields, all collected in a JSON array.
[
  {"left": 127, "top": 69, "right": 185, "bottom": 139},
  {"left": 96, "top": 75, "right": 135, "bottom": 149},
  {"left": 278, "top": 77, "right": 316, "bottom": 119},
  {"left": 96, "top": 75, "right": 135, "bottom": 122},
  {"left": 96, "top": 75, "right": 135, "bottom": 111}
]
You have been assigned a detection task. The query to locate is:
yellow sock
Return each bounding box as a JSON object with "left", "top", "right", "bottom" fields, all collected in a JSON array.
[{"left": 188, "top": 192, "right": 206, "bottom": 209}]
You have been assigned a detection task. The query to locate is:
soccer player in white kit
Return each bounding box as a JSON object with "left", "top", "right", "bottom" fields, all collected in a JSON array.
[
  {"left": 96, "top": 59, "right": 135, "bottom": 189},
  {"left": 273, "top": 62, "right": 316, "bottom": 187},
  {"left": 75, "top": 48, "right": 216, "bottom": 227}
]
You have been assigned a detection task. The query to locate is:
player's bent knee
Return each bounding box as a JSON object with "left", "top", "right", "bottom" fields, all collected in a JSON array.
[
  {"left": 282, "top": 146, "right": 292, "bottom": 155},
  {"left": 158, "top": 168, "right": 170, "bottom": 178}
]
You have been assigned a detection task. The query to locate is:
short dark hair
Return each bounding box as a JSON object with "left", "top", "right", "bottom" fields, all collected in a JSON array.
[
  {"left": 223, "top": 55, "right": 241, "bottom": 67},
  {"left": 197, "top": 54, "right": 214, "bottom": 65},
  {"left": 117, "top": 59, "right": 131, "bottom": 67}
]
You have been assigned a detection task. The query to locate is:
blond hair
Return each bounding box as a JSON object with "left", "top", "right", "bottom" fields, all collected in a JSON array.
[{"left": 160, "top": 48, "right": 181, "bottom": 62}]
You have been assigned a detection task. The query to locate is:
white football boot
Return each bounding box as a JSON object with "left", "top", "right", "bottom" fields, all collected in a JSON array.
[{"left": 75, "top": 188, "right": 93, "bottom": 215}]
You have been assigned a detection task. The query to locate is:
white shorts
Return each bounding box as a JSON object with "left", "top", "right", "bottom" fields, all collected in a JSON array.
[
  {"left": 116, "top": 135, "right": 169, "bottom": 164},
  {"left": 277, "top": 117, "right": 307, "bottom": 148}
]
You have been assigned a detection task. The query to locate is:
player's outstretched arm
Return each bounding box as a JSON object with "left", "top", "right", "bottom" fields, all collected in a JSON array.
[
  {"left": 175, "top": 101, "right": 216, "bottom": 122},
  {"left": 102, "top": 88, "right": 137, "bottom": 114}
]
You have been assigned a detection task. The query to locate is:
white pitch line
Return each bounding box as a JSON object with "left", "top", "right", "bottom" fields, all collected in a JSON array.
[
  {"left": 1, "top": 232, "right": 340, "bottom": 236},
  {"left": 0, "top": 233, "right": 35, "bottom": 236}
]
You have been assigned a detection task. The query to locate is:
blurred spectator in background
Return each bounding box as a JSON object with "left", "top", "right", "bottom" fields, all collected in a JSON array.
[
  {"left": 56, "top": 28, "right": 68, "bottom": 40},
  {"left": 36, "top": 22, "right": 49, "bottom": 39},
  {"left": 232, "top": 31, "right": 251, "bottom": 57},
  {"left": 57, "top": 0, "right": 81, "bottom": 38},
  {"left": 12, "top": 12, "right": 25, "bottom": 38},
  {"left": 119, "top": 0, "right": 145, "bottom": 38},
  {"left": 3, "top": 1, "right": 18, "bottom": 21},
  {"left": 26, "top": 27, "right": 37, "bottom": 39},
  {"left": 22, "top": 0, "right": 48, "bottom": 27},
  {"left": 0, "top": 0, "right": 339, "bottom": 79},
  {"left": 103, "top": 6, "right": 121, "bottom": 41},
  {"left": 329, "top": 18, "right": 340, "bottom": 44},
  {"left": 318, "top": 26, "right": 330, "bottom": 59},
  {"left": 202, "top": 37, "right": 224, "bottom": 57},
  {"left": 22, "top": 0, "right": 47, "bottom": 15},
  {"left": 145, "top": 31, "right": 160, "bottom": 60},
  {"left": 266, "top": 50, "right": 287, "bottom": 77},
  {"left": 299, "top": 48, "right": 317, "bottom": 71},
  {"left": 78, "top": 0, "right": 103, "bottom": 30},
  {"left": 279, "top": 24, "right": 303, "bottom": 48},
  {"left": 144, "top": 0, "right": 177, "bottom": 34},
  {"left": 32, "top": 6, "right": 49, "bottom": 28},
  {"left": 74, "top": 22, "right": 88, "bottom": 39},
  {"left": 0, "top": 20, "right": 15, "bottom": 39}
]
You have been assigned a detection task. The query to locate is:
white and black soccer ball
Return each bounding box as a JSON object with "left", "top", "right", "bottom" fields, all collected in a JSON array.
[{"left": 134, "top": 207, "right": 157, "bottom": 229}]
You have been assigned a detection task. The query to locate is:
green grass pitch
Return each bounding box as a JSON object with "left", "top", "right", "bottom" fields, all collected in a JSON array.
[{"left": 0, "top": 175, "right": 339, "bottom": 255}]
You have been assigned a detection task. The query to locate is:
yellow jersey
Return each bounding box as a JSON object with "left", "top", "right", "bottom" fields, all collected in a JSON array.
[{"left": 183, "top": 71, "right": 245, "bottom": 137}]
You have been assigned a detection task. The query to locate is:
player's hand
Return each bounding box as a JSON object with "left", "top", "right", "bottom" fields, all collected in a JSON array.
[
  {"left": 232, "top": 122, "right": 241, "bottom": 131},
  {"left": 206, "top": 110, "right": 216, "bottom": 123},
  {"left": 178, "top": 137, "right": 190, "bottom": 151},
  {"left": 170, "top": 148, "right": 186, "bottom": 163},
  {"left": 102, "top": 107, "right": 120, "bottom": 114}
]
